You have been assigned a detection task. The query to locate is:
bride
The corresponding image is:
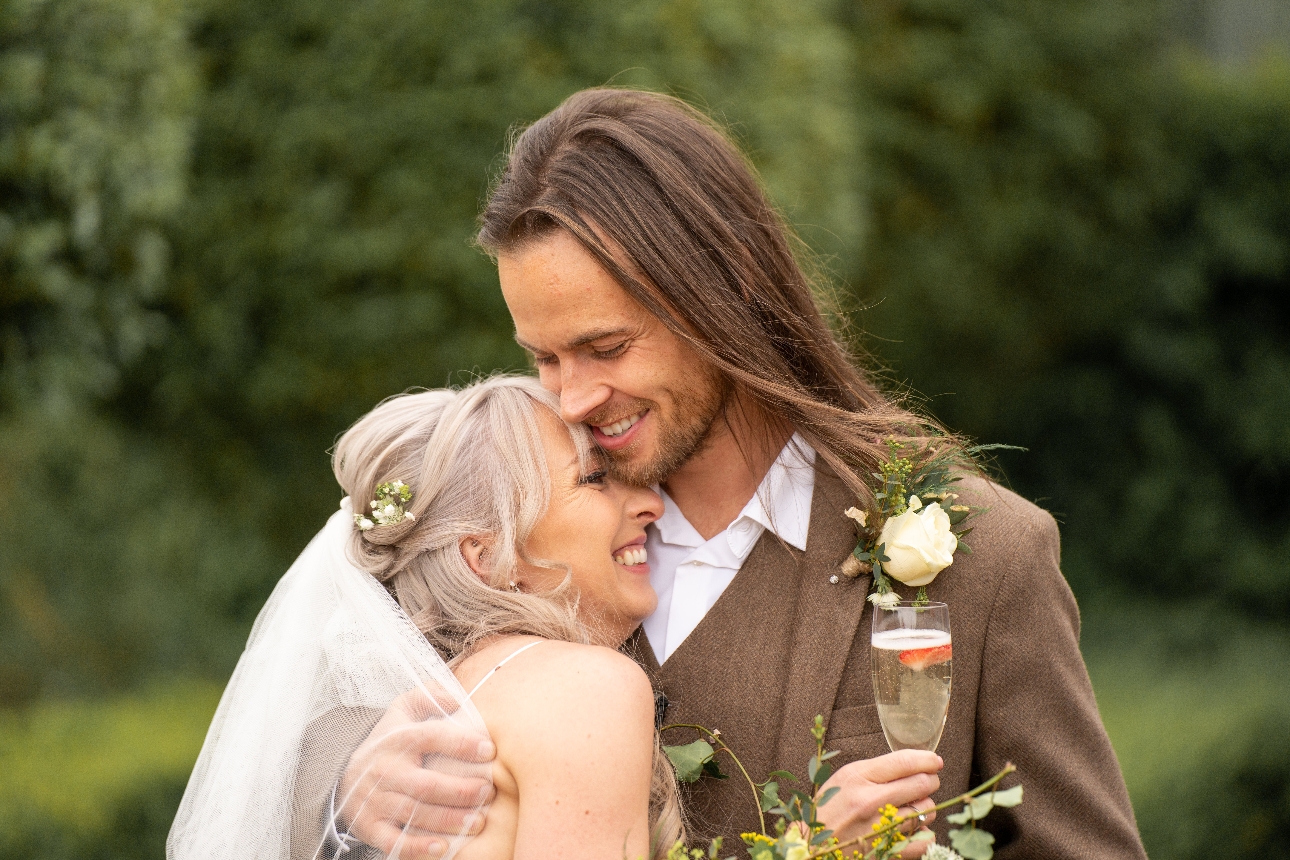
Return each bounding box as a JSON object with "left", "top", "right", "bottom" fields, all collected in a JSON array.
[{"left": 169, "top": 375, "right": 683, "bottom": 860}]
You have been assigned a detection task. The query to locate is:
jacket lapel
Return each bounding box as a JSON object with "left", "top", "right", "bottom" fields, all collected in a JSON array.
[{"left": 772, "top": 466, "right": 872, "bottom": 771}]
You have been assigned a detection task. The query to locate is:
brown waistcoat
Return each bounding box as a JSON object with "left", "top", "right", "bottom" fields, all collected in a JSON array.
[{"left": 625, "top": 466, "right": 1147, "bottom": 860}]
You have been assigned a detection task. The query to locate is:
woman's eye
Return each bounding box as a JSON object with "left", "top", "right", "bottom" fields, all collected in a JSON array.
[{"left": 578, "top": 469, "right": 608, "bottom": 486}]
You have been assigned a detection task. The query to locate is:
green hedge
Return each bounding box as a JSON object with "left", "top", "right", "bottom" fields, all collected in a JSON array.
[{"left": 0, "top": 681, "right": 220, "bottom": 858}]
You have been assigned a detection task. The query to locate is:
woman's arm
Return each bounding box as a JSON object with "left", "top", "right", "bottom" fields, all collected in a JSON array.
[{"left": 480, "top": 641, "right": 658, "bottom": 860}]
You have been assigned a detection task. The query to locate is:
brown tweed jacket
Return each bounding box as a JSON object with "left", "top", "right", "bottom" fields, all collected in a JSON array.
[{"left": 624, "top": 466, "right": 1147, "bottom": 859}]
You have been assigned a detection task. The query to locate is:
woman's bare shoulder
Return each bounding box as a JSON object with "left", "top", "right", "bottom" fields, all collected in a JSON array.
[
  {"left": 483, "top": 640, "right": 651, "bottom": 708},
  {"left": 467, "top": 638, "right": 654, "bottom": 753}
]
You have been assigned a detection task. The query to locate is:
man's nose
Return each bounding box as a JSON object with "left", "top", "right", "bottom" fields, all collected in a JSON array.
[{"left": 557, "top": 364, "right": 612, "bottom": 424}]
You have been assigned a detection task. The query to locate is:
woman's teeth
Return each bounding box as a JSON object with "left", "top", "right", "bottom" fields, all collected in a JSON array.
[
  {"left": 598, "top": 412, "right": 643, "bottom": 438},
  {"left": 614, "top": 547, "right": 648, "bottom": 566}
]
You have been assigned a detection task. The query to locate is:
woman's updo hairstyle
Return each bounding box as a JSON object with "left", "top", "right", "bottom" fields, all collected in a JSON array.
[{"left": 332, "top": 374, "right": 595, "bottom": 660}]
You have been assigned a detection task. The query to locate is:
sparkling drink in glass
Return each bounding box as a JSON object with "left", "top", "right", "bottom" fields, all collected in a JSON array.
[{"left": 871, "top": 601, "right": 952, "bottom": 752}]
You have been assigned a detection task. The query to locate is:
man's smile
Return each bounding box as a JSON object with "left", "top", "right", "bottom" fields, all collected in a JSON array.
[
  {"left": 596, "top": 411, "right": 644, "bottom": 437},
  {"left": 591, "top": 410, "right": 648, "bottom": 449}
]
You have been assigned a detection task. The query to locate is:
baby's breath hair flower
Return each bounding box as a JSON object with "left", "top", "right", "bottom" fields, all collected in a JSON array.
[
  {"left": 355, "top": 480, "right": 415, "bottom": 531},
  {"left": 925, "top": 845, "right": 965, "bottom": 860}
]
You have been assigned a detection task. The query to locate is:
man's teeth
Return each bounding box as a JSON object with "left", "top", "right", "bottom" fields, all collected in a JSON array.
[
  {"left": 598, "top": 412, "right": 643, "bottom": 437},
  {"left": 614, "top": 547, "right": 648, "bottom": 566}
]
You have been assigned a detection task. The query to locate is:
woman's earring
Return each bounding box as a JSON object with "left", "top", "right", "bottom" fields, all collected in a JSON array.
[{"left": 508, "top": 581, "right": 521, "bottom": 593}]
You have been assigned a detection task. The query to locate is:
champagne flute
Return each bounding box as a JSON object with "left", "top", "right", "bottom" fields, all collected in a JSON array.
[{"left": 871, "top": 601, "right": 952, "bottom": 752}]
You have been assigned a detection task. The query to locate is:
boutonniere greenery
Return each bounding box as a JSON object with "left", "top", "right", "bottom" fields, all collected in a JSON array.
[{"left": 839, "top": 439, "right": 1019, "bottom": 606}]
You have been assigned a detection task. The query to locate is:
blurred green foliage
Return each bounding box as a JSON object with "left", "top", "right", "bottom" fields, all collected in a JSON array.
[
  {"left": 1085, "top": 609, "right": 1290, "bottom": 857},
  {"left": 847, "top": 1, "right": 1290, "bottom": 616},
  {"left": 0, "top": 680, "right": 219, "bottom": 858},
  {"left": 1, "top": 0, "right": 1287, "bottom": 857}
]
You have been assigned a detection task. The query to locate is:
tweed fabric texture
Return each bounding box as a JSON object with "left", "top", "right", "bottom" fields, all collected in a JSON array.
[{"left": 626, "top": 466, "right": 1146, "bottom": 859}]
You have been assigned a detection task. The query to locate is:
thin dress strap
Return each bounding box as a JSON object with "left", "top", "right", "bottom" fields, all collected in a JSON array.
[{"left": 467, "top": 640, "right": 543, "bottom": 698}]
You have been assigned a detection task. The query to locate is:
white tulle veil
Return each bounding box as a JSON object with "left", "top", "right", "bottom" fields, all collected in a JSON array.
[{"left": 168, "top": 499, "right": 491, "bottom": 860}]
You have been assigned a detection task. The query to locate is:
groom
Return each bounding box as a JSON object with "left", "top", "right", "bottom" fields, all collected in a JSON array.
[{"left": 337, "top": 89, "right": 1148, "bottom": 858}]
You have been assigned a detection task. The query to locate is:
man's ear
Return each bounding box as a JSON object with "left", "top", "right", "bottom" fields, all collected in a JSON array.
[{"left": 459, "top": 535, "right": 494, "bottom": 583}]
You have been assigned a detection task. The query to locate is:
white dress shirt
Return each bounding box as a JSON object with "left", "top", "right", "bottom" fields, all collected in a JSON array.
[{"left": 642, "top": 434, "right": 816, "bottom": 665}]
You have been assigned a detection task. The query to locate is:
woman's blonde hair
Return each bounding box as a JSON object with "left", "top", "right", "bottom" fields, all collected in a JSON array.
[{"left": 332, "top": 374, "right": 683, "bottom": 853}]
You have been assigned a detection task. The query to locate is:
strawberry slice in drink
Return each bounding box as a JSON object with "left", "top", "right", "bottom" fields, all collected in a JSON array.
[{"left": 898, "top": 642, "right": 953, "bottom": 670}]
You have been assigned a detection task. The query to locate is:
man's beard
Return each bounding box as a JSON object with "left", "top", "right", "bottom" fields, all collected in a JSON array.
[{"left": 599, "top": 373, "right": 728, "bottom": 488}]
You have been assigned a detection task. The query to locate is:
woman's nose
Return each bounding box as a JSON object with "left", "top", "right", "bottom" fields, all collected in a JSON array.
[{"left": 627, "top": 486, "right": 664, "bottom": 525}]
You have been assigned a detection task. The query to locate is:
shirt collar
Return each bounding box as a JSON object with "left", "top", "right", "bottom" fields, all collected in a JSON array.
[{"left": 652, "top": 433, "right": 816, "bottom": 553}]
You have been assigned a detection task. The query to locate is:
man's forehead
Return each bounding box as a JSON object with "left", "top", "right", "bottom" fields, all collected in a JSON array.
[{"left": 499, "top": 231, "right": 654, "bottom": 350}]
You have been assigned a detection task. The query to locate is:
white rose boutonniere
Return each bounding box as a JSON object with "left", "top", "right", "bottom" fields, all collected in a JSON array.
[
  {"left": 877, "top": 495, "right": 959, "bottom": 586},
  {"left": 840, "top": 438, "right": 1020, "bottom": 605}
]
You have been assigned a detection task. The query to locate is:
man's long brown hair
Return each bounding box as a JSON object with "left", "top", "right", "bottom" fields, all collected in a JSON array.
[{"left": 477, "top": 87, "right": 966, "bottom": 507}]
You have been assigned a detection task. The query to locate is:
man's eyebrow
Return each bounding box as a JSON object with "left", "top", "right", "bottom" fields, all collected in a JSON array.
[{"left": 513, "top": 327, "right": 635, "bottom": 353}]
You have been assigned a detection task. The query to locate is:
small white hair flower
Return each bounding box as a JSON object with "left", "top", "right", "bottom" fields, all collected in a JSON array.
[
  {"left": 844, "top": 506, "right": 868, "bottom": 527},
  {"left": 355, "top": 480, "right": 415, "bottom": 532},
  {"left": 908, "top": 494, "right": 922, "bottom": 511}
]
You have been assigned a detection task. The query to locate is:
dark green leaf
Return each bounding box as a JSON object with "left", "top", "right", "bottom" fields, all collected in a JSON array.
[{"left": 702, "top": 758, "right": 729, "bottom": 780}]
